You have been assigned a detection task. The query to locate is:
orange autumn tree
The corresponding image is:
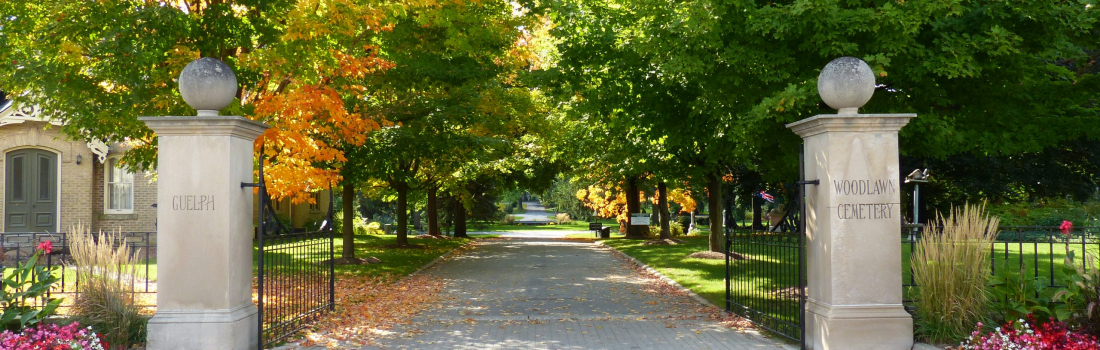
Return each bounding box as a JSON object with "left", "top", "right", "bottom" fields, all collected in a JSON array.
[
  {"left": 668, "top": 188, "right": 697, "bottom": 214},
  {"left": 245, "top": 2, "right": 397, "bottom": 204},
  {"left": 0, "top": 0, "right": 400, "bottom": 262},
  {"left": 577, "top": 185, "right": 642, "bottom": 232}
]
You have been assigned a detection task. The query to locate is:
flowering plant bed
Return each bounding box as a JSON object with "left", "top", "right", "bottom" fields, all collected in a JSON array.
[
  {"left": 960, "top": 317, "right": 1100, "bottom": 350},
  {"left": 0, "top": 322, "right": 107, "bottom": 350}
]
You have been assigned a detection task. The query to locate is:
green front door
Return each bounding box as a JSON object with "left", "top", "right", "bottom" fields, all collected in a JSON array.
[{"left": 4, "top": 149, "right": 58, "bottom": 232}]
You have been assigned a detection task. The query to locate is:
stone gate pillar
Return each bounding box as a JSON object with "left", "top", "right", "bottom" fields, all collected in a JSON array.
[
  {"left": 140, "top": 58, "right": 267, "bottom": 350},
  {"left": 786, "top": 57, "right": 915, "bottom": 350}
]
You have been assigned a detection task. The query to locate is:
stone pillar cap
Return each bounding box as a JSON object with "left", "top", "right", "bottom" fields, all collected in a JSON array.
[
  {"left": 818, "top": 57, "right": 876, "bottom": 115},
  {"left": 139, "top": 115, "right": 268, "bottom": 139},
  {"left": 178, "top": 58, "right": 237, "bottom": 117},
  {"left": 786, "top": 113, "right": 916, "bottom": 138}
]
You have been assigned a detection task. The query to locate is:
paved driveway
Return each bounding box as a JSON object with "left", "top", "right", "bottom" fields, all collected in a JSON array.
[
  {"left": 362, "top": 238, "right": 792, "bottom": 350},
  {"left": 511, "top": 201, "right": 554, "bottom": 224}
]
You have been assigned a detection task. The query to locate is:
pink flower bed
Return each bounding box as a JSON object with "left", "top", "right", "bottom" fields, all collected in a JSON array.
[
  {"left": 0, "top": 323, "right": 106, "bottom": 350},
  {"left": 961, "top": 317, "right": 1100, "bottom": 350}
]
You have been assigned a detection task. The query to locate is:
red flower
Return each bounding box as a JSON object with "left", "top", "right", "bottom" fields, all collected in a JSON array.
[
  {"left": 37, "top": 240, "right": 52, "bottom": 254},
  {"left": 1061, "top": 220, "right": 1074, "bottom": 237}
]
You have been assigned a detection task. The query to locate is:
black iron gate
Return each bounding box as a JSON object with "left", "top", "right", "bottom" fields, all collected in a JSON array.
[
  {"left": 725, "top": 151, "right": 808, "bottom": 348},
  {"left": 250, "top": 156, "right": 335, "bottom": 349}
]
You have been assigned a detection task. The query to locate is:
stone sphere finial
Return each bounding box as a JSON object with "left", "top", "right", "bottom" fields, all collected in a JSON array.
[
  {"left": 817, "top": 57, "right": 875, "bottom": 115},
  {"left": 178, "top": 57, "right": 237, "bottom": 117}
]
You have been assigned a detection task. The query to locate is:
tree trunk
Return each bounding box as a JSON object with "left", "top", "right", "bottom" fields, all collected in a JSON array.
[
  {"left": 411, "top": 209, "right": 421, "bottom": 233},
  {"left": 708, "top": 173, "right": 723, "bottom": 252},
  {"left": 427, "top": 186, "right": 440, "bottom": 236},
  {"left": 658, "top": 182, "right": 671, "bottom": 239},
  {"left": 395, "top": 181, "right": 409, "bottom": 246},
  {"left": 752, "top": 196, "right": 765, "bottom": 230},
  {"left": 342, "top": 183, "right": 356, "bottom": 259},
  {"left": 625, "top": 176, "right": 645, "bottom": 238},
  {"left": 453, "top": 198, "right": 469, "bottom": 238}
]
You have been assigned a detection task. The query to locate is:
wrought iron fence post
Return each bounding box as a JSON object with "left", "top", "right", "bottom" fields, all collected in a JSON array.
[
  {"left": 725, "top": 225, "right": 730, "bottom": 312},
  {"left": 798, "top": 147, "right": 807, "bottom": 350},
  {"left": 256, "top": 151, "right": 266, "bottom": 350},
  {"left": 329, "top": 189, "right": 336, "bottom": 312}
]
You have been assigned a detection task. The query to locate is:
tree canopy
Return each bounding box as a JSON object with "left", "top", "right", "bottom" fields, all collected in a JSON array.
[{"left": 0, "top": 0, "right": 1097, "bottom": 241}]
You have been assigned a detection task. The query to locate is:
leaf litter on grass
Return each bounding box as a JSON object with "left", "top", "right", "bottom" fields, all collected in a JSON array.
[
  {"left": 289, "top": 273, "right": 446, "bottom": 348},
  {"left": 284, "top": 239, "right": 486, "bottom": 348},
  {"left": 605, "top": 245, "right": 754, "bottom": 331}
]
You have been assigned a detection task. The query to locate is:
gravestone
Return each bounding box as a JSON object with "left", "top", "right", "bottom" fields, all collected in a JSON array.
[
  {"left": 787, "top": 57, "right": 915, "bottom": 350},
  {"left": 141, "top": 58, "right": 267, "bottom": 350}
]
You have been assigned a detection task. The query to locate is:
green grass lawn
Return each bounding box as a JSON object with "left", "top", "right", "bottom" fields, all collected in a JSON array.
[
  {"left": 6, "top": 233, "right": 480, "bottom": 290},
  {"left": 602, "top": 236, "right": 728, "bottom": 306},
  {"left": 253, "top": 233, "right": 492, "bottom": 279},
  {"left": 478, "top": 218, "right": 618, "bottom": 233},
  {"left": 4, "top": 258, "right": 158, "bottom": 286}
]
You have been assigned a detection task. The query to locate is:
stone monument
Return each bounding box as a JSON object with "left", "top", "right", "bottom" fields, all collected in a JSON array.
[
  {"left": 786, "top": 57, "right": 915, "bottom": 349},
  {"left": 141, "top": 58, "right": 267, "bottom": 350}
]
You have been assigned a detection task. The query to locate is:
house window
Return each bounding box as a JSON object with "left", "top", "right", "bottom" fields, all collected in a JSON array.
[
  {"left": 310, "top": 192, "right": 321, "bottom": 211},
  {"left": 105, "top": 157, "right": 134, "bottom": 214}
]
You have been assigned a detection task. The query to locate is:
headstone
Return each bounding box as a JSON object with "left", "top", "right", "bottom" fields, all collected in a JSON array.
[
  {"left": 786, "top": 57, "right": 915, "bottom": 350},
  {"left": 141, "top": 58, "right": 267, "bottom": 350}
]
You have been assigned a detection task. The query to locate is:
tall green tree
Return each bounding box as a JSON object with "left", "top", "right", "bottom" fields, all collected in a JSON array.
[{"left": 353, "top": 0, "right": 546, "bottom": 245}]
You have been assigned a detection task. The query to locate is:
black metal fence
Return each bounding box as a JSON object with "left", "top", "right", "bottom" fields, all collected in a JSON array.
[
  {"left": 0, "top": 231, "right": 157, "bottom": 309},
  {"left": 725, "top": 227, "right": 804, "bottom": 343},
  {"left": 252, "top": 156, "right": 335, "bottom": 349},
  {"left": 255, "top": 228, "right": 334, "bottom": 348},
  {"left": 902, "top": 224, "right": 1100, "bottom": 303}
]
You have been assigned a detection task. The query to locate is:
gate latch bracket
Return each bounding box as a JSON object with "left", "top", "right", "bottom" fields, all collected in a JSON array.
[
  {"left": 241, "top": 182, "right": 261, "bottom": 189},
  {"left": 796, "top": 180, "right": 820, "bottom": 185}
]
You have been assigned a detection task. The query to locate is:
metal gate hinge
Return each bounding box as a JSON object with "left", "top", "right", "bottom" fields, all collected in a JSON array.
[
  {"left": 241, "top": 182, "right": 261, "bottom": 189},
  {"left": 797, "top": 180, "right": 820, "bottom": 185}
]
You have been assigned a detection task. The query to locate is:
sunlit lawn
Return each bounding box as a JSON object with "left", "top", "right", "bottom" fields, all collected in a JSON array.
[
  {"left": 3, "top": 258, "right": 158, "bottom": 285},
  {"left": 480, "top": 218, "right": 618, "bottom": 233},
  {"left": 4, "top": 233, "right": 481, "bottom": 292},
  {"left": 251, "top": 233, "right": 498, "bottom": 279},
  {"left": 602, "top": 236, "right": 729, "bottom": 306}
]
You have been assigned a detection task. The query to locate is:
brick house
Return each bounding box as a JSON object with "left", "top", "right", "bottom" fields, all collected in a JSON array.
[
  {"left": 0, "top": 99, "right": 157, "bottom": 233},
  {"left": 1, "top": 96, "right": 331, "bottom": 235}
]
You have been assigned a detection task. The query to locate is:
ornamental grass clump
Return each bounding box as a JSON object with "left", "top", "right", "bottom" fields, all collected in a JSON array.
[
  {"left": 912, "top": 204, "right": 1000, "bottom": 343},
  {"left": 67, "top": 226, "right": 147, "bottom": 349}
]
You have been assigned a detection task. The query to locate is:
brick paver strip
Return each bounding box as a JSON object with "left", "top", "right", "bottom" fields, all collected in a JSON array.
[{"left": 360, "top": 238, "right": 794, "bottom": 350}]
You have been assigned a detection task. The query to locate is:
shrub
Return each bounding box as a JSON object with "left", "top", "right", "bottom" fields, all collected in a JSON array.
[
  {"left": 669, "top": 221, "right": 684, "bottom": 237},
  {"left": 0, "top": 322, "right": 107, "bottom": 350},
  {"left": 987, "top": 261, "right": 1055, "bottom": 324},
  {"left": 912, "top": 204, "right": 1000, "bottom": 343},
  {"left": 1, "top": 241, "right": 62, "bottom": 331},
  {"left": 1053, "top": 249, "right": 1100, "bottom": 335},
  {"left": 960, "top": 317, "right": 1100, "bottom": 350},
  {"left": 364, "top": 221, "right": 383, "bottom": 235},
  {"left": 501, "top": 215, "right": 517, "bottom": 225},
  {"left": 555, "top": 213, "right": 573, "bottom": 225},
  {"left": 67, "top": 227, "right": 147, "bottom": 349},
  {"left": 645, "top": 221, "right": 684, "bottom": 238},
  {"left": 675, "top": 216, "right": 691, "bottom": 230},
  {"left": 333, "top": 210, "right": 366, "bottom": 234}
]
